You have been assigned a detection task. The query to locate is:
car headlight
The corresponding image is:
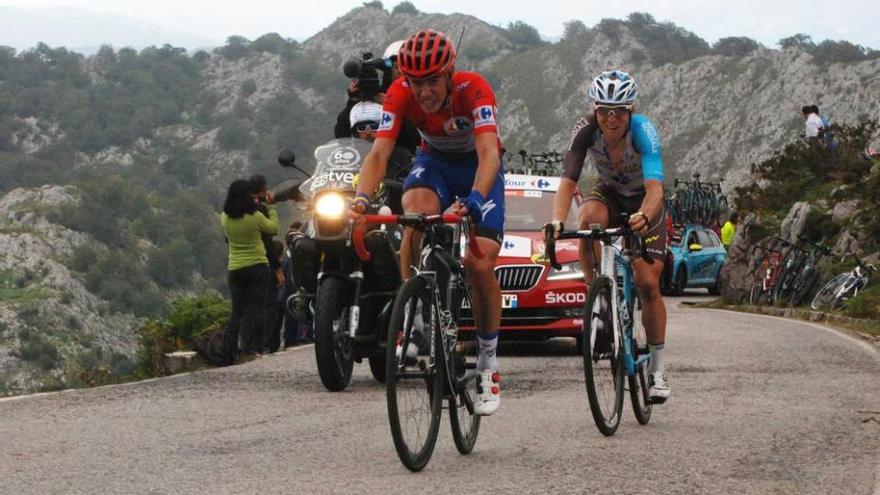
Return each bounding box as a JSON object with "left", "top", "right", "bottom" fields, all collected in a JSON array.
[
  {"left": 314, "top": 193, "right": 346, "bottom": 219},
  {"left": 547, "top": 261, "right": 584, "bottom": 281}
]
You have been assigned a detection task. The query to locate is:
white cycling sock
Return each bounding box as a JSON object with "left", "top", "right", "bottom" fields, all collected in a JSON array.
[
  {"left": 477, "top": 331, "right": 499, "bottom": 371},
  {"left": 648, "top": 343, "right": 666, "bottom": 375}
]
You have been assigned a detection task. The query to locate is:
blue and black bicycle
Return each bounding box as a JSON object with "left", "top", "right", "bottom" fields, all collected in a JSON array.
[{"left": 544, "top": 215, "right": 654, "bottom": 436}]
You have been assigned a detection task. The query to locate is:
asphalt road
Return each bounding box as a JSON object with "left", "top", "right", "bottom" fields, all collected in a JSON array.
[{"left": 2, "top": 295, "right": 879, "bottom": 495}]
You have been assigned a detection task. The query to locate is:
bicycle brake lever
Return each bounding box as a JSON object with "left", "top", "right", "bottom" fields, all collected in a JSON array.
[{"left": 543, "top": 224, "right": 561, "bottom": 270}]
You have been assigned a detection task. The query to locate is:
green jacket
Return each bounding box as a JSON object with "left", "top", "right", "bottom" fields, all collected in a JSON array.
[
  {"left": 220, "top": 205, "right": 278, "bottom": 271},
  {"left": 721, "top": 220, "right": 735, "bottom": 247}
]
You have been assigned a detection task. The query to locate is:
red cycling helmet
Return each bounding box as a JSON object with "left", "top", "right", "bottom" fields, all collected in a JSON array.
[{"left": 397, "top": 29, "right": 456, "bottom": 79}]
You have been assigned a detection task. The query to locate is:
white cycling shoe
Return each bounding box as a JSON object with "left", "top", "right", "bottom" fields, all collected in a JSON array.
[
  {"left": 648, "top": 373, "right": 670, "bottom": 404},
  {"left": 474, "top": 370, "right": 501, "bottom": 416},
  {"left": 397, "top": 300, "right": 426, "bottom": 362}
]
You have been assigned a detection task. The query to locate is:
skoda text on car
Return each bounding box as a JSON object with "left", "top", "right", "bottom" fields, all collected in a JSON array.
[
  {"left": 665, "top": 223, "right": 727, "bottom": 295},
  {"left": 461, "top": 174, "right": 585, "bottom": 342}
]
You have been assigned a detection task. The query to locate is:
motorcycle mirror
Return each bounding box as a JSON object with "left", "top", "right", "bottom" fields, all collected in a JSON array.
[
  {"left": 277, "top": 147, "right": 312, "bottom": 178},
  {"left": 277, "top": 148, "right": 296, "bottom": 167}
]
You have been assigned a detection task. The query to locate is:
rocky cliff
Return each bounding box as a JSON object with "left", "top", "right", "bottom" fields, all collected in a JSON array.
[{"left": 0, "top": 186, "right": 138, "bottom": 394}]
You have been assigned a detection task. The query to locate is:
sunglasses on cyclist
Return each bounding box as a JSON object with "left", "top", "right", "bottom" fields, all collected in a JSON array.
[
  {"left": 353, "top": 121, "right": 380, "bottom": 132},
  {"left": 594, "top": 105, "right": 633, "bottom": 118}
]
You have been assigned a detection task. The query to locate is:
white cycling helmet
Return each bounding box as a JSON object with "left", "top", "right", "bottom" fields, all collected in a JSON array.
[
  {"left": 349, "top": 101, "right": 383, "bottom": 129},
  {"left": 588, "top": 70, "right": 638, "bottom": 106},
  {"left": 383, "top": 40, "right": 405, "bottom": 61}
]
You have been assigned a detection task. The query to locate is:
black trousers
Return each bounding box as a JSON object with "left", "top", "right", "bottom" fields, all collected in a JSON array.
[{"left": 224, "top": 263, "right": 272, "bottom": 358}]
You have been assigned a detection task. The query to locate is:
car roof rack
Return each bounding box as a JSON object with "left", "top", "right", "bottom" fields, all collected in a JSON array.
[{"left": 504, "top": 149, "right": 564, "bottom": 177}]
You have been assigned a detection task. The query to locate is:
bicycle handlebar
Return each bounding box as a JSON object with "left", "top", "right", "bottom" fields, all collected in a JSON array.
[
  {"left": 543, "top": 218, "right": 654, "bottom": 271},
  {"left": 352, "top": 213, "right": 484, "bottom": 261}
]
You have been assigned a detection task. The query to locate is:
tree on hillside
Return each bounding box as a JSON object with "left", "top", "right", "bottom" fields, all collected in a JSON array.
[
  {"left": 506, "top": 20, "right": 543, "bottom": 49},
  {"left": 363, "top": 1, "right": 384, "bottom": 9},
  {"left": 251, "top": 33, "right": 289, "bottom": 54},
  {"left": 220, "top": 35, "right": 251, "bottom": 59},
  {"left": 778, "top": 33, "right": 815, "bottom": 50},
  {"left": 562, "top": 20, "right": 588, "bottom": 41},
  {"left": 713, "top": 37, "right": 761, "bottom": 56},
  {"left": 812, "top": 40, "right": 877, "bottom": 63},
  {"left": 391, "top": 1, "right": 418, "bottom": 14},
  {"left": 622, "top": 12, "right": 710, "bottom": 65}
]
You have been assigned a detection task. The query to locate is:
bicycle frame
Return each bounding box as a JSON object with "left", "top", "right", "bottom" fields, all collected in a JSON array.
[
  {"left": 354, "top": 213, "right": 484, "bottom": 398},
  {"left": 547, "top": 221, "right": 653, "bottom": 378},
  {"left": 599, "top": 241, "right": 648, "bottom": 378}
]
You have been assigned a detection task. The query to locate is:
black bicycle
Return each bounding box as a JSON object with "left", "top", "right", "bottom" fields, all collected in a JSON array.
[
  {"left": 353, "top": 212, "right": 484, "bottom": 472},
  {"left": 772, "top": 237, "right": 831, "bottom": 306}
]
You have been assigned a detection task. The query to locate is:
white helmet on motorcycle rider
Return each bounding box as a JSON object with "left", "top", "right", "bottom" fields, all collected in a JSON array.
[
  {"left": 349, "top": 101, "right": 383, "bottom": 136},
  {"left": 383, "top": 40, "right": 405, "bottom": 61}
]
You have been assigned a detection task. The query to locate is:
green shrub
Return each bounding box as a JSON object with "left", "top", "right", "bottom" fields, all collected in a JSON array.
[
  {"left": 843, "top": 285, "right": 880, "bottom": 319},
  {"left": 167, "top": 293, "right": 230, "bottom": 344},
  {"left": 135, "top": 319, "right": 174, "bottom": 377},
  {"left": 216, "top": 119, "right": 252, "bottom": 150},
  {"left": 240, "top": 79, "right": 257, "bottom": 98},
  {"left": 15, "top": 331, "right": 61, "bottom": 371}
]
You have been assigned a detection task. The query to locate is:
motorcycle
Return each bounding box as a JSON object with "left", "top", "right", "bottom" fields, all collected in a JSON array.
[{"left": 277, "top": 138, "right": 404, "bottom": 391}]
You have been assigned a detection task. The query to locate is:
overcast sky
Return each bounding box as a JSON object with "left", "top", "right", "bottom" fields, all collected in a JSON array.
[{"left": 2, "top": 0, "right": 878, "bottom": 50}]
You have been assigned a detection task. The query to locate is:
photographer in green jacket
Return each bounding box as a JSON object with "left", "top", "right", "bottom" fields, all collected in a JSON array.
[{"left": 220, "top": 179, "right": 278, "bottom": 363}]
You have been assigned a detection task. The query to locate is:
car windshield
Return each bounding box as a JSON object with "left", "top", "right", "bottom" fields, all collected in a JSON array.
[{"left": 504, "top": 190, "right": 579, "bottom": 231}]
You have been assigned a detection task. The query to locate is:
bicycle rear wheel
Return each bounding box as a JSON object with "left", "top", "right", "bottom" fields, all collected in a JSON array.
[
  {"left": 811, "top": 273, "right": 849, "bottom": 310},
  {"left": 627, "top": 293, "right": 652, "bottom": 425},
  {"left": 789, "top": 268, "right": 819, "bottom": 306},
  {"left": 386, "top": 276, "right": 443, "bottom": 472},
  {"left": 582, "top": 276, "right": 625, "bottom": 436}
]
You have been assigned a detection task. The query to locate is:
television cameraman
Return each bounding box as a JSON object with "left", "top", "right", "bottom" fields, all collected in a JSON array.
[{"left": 334, "top": 41, "right": 420, "bottom": 154}]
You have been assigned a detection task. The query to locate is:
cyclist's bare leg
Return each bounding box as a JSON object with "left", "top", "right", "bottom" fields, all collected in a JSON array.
[
  {"left": 578, "top": 200, "right": 609, "bottom": 284},
  {"left": 399, "top": 188, "right": 441, "bottom": 280},
  {"left": 632, "top": 258, "right": 667, "bottom": 345},
  {"left": 462, "top": 238, "right": 501, "bottom": 334}
]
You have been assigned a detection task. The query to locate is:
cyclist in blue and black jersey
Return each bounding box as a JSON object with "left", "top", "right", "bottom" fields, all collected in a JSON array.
[{"left": 547, "top": 70, "right": 671, "bottom": 403}]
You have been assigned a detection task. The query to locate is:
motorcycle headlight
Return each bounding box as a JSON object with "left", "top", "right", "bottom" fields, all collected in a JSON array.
[
  {"left": 547, "top": 261, "right": 584, "bottom": 281},
  {"left": 314, "top": 193, "right": 346, "bottom": 219}
]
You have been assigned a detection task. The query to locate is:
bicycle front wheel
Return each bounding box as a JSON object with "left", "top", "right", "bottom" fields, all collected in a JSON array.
[
  {"left": 386, "top": 275, "right": 443, "bottom": 472},
  {"left": 627, "top": 292, "right": 652, "bottom": 425},
  {"left": 749, "top": 278, "right": 766, "bottom": 305},
  {"left": 582, "top": 276, "right": 625, "bottom": 436},
  {"left": 811, "top": 273, "right": 849, "bottom": 310}
]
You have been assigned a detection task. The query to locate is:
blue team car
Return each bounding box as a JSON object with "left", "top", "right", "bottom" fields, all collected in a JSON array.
[{"left": 663, "top": 224, "right": 727, "bottom": 296}]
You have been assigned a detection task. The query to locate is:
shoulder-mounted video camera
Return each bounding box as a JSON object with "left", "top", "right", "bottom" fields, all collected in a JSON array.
[{"left": 343, "top": 51, "right": 392, "bottom": 101}]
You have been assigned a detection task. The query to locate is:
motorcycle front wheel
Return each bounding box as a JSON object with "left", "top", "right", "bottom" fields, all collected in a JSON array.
[{"left": 314, "top": 277, "right": 354, "bottom": 392}]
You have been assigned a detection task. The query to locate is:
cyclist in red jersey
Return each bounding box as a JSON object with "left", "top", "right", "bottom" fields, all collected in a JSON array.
[{"left": 353, "top": 30, "right": 504, "bottom": 416}]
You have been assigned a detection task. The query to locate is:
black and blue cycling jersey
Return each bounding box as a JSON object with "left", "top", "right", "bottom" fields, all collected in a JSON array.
[{"left": 562, "top": 113, "right": 664, "bottom": 196}]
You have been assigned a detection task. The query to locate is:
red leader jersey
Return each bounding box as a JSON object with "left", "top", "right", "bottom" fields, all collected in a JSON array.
[{"left": 376, "top": 71, "right": 502, "bottom": 155}]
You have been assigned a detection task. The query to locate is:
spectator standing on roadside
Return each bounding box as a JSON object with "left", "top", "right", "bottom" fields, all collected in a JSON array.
[
  {"left": 802, "top": 105, "right": 824, "bottom": 139},
  {"left": 721, "top": 211, "right": 739, "bottom": 250},
  {"left": 220, "top": 179, "right": 278, "bottom": 363},
  {"left": 249, "top": 175, "right": 284, "bottom": 353},
  {"left": 264, "top": 240, "right": 286, "bottom": 353}
]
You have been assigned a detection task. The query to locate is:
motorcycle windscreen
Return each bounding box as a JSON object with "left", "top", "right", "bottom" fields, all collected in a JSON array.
[{"left": 299, "top": 138, "right": 375, "bottom": 199}]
